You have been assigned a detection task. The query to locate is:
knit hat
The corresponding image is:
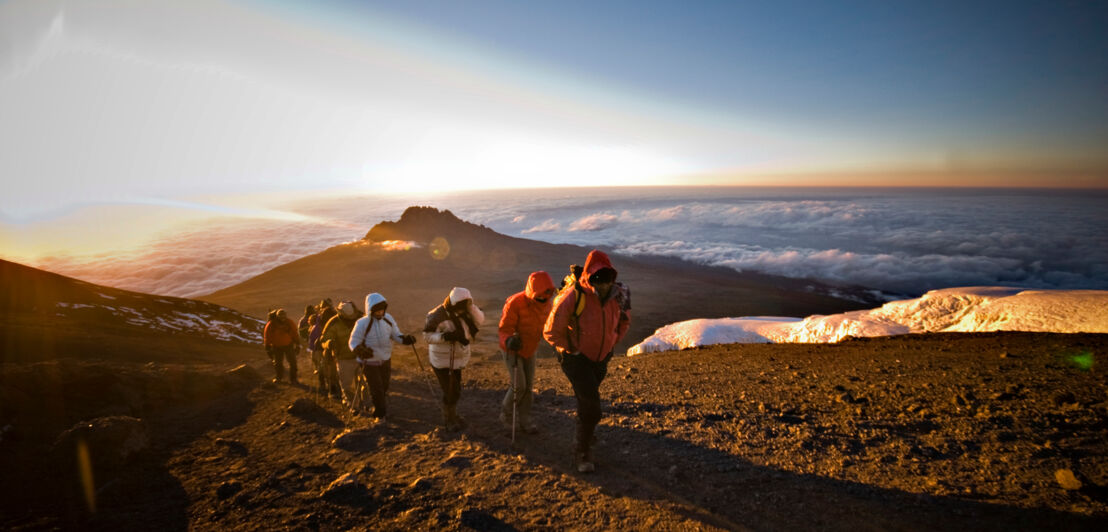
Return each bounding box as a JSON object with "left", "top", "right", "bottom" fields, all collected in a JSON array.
[{"left": 338, "top": 301, "right": 356, "bottom": 319}]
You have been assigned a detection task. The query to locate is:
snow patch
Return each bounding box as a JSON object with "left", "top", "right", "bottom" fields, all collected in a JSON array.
[
  {"left": 628, "top": 287, "right": 1108, "bottom": 355},
  {"left": 52, "top": 302, "right": 261, "bottom": 344}
]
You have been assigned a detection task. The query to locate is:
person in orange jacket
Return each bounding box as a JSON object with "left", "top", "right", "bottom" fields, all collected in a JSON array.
[
  {"left": 544, "top": 250, "right": 631, "bottom": 472},
  {"left": 498, "top": 271, "right": 556, "bottom": 433},
  {"left": 264, "top": 308, "right": 302, "bottom": 384}
]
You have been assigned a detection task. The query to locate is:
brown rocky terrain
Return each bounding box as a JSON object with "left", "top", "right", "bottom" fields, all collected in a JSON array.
[{"left": 2, "top": 331, "right": 1105, "bottom": 530}]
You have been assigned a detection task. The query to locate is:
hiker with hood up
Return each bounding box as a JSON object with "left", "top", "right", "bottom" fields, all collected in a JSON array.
[
  {"left": 544, "top": 249, "right": 631, "bottom": 472},
  {"left": 423, "top": 287, "right": 485, "bottom": 430},
  {"left": 320, "top": 301, "right": 362, "bottom": 409},
  {"left": 498, "top": 271, "right": 556, "bottom": 434},
  {"left": 348, "top": 293, "right": 416, "bottom": 419},
  {"left": 264, "top": 308, "right": 301, "bottom": 385}
]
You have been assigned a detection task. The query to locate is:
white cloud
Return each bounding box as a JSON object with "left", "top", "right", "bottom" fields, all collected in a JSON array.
[
  {"left": 568, "top": 213, "right": 619, "bottom": 232},
  {"left": 522, "top": 219, "right": 561, "bottom": 234}
]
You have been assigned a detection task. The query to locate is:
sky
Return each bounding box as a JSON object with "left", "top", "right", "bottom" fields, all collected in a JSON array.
[{"left": 2, "top": 0, "right": 1107, "bottom": 260}]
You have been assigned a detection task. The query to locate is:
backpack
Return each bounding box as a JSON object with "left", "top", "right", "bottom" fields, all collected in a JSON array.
[
  {"left": 566, "top": 281, "right": 631, "bottom": 354},
  {"left": 570, "top": 281, "right": 630, "bottom": 319},
  {"left": 352, "top": 316, "right": 395, "bottom": 359}
]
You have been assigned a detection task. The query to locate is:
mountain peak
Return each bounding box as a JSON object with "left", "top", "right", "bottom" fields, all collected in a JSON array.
[{"left": 363, "top": 206, "right": 499, "bottom": 243}]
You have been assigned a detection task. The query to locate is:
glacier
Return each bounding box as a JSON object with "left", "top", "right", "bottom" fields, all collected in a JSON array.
[{"left": 627, "top": 287, "right": 1108, "bottom": 355}]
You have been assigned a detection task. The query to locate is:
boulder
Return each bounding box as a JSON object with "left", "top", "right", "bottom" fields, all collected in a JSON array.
[
  {"left": 1054, "top": 469, "right": 1083, "bottom": 491},
  {"left": 51, "top": 416, "right": 149, "bottom": 471},
  {"left": 321, "top": 472, "right": 369, "bottom": 504},
  {"left": 331, "top": 428, "right": 377, "bottom": 452},
  {"left": 226, "top": 364, "right": 262, "bottom": 383}
]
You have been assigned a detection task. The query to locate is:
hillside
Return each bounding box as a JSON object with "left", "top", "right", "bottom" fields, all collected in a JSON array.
[
  {"left": 2, "top": 332, "right": 1105, "bottom": 530},
  {"left": 0, "top": 259, "right": 262, "bottom": 364},
  {"left": 203, "top": 206, "right": 879, "bottom": 354}
]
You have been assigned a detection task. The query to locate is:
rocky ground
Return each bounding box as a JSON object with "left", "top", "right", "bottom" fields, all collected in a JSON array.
[{"left": 3, "top": 332, "right": 1107, "bottom": 531}]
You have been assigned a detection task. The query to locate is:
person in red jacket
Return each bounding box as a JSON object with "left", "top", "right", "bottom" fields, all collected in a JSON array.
[
  {"left": 498, "top": 271, "right": 556, "bottom": 434},
  {"left": 264, "top": 308, "right": 302, "bottom": 384},
  {"left": 543, "top": 250, "right": 631, "bottom": 472}
]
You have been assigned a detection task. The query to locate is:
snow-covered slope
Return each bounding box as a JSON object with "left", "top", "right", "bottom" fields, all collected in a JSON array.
[{"left": 628, "top": 287, "right": 1108, "bottom": 355}]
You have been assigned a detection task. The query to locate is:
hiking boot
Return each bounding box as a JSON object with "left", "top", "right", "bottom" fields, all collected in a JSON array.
[
  {"left": 442, "top": 404, "right": 454, "bottom": 430},
  {"left": 518, "top": 420, "right": 539, "bottom": 434},
  {"left": 445, "top": 404, "right": 465, "bottom": 431},
  {"left": 575, "top": 451, "right": 596, "bottom": 473}
]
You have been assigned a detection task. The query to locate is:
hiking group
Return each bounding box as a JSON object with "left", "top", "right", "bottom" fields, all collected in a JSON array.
[{"left": 261, "top": 249, "right": 631, "bottom": 473}]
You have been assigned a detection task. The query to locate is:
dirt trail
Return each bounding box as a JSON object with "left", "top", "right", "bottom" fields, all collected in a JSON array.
[{"left": 4, "top": 332, "right": 1107, "bottom": 530}]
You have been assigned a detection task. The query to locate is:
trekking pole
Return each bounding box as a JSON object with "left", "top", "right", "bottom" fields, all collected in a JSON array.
[
  {"left": 510, "top": 350, "right": 518, "bottom": 445},
  {"left": 409, "top": 344, "right": 438, "bottom": 398}
]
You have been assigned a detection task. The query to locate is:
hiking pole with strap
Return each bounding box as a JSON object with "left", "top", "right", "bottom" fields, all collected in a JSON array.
[{"left": 409, "top": 344, "right": 438, "bottom": 399}]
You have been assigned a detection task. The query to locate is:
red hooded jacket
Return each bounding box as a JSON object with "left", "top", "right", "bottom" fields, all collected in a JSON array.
[
  {"left": 499, "top": 271, "right": 555, "bottom": 359},
  {"left": 544, "top": 250, "right": 631, "bottom": 362}
]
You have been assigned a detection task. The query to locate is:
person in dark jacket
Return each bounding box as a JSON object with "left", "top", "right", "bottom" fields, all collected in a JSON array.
[
  {"left": 310, "top": 299, "right": 339, "bottom": 396},
  {"left": 423, "top": 287, "right": 484, "bottom": 431},
  {"left": 544, "top": 250, "right": 631, "bottom": 472}
]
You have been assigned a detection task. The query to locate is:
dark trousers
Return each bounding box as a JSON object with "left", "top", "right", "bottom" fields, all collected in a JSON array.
[
  {"left": 559, "top": 353, "right": 609, "bottom": 451},
  {"left": 270, "top": 345, "right": 298, "bottom": 382},
  {"left": 433, "top": 367, "right": 463, "bottom": 406},
  {"left": 362, "top": 359, "right": 391, "bottom": 417}
]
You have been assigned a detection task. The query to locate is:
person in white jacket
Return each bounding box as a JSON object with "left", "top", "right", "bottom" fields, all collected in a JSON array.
[
  {"left": 349, "top": 292, "right": 415, "bottom": 419},
  {"left": 422, "top": 287, "right": 484, "bottom": 430}
]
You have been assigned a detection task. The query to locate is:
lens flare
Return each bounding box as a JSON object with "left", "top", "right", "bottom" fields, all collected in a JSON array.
[
  {"left": 77, "top": 438, "right": 97, "bottom": 513},
  {"left": 429, "top": 237, "right": 450, "bottom": 261},
  {"left": 1068, "top": 351, "right": 1095, "bottom": 371}
]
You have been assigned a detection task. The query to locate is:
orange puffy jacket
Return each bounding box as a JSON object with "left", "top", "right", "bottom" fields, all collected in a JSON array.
[
  {"left": 544, "top": 250, "right": 631, "bottom": 362},
  {"left": 264, "top": 317, "right": 299, "bottom": 348},
  {"left": 498, "top": 271, "right": 555, "bottom": 359}
]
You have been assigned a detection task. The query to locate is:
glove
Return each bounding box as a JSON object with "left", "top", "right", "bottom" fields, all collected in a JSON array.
[
  {"left": 402, "top": 334, "right": 416, "bottom": 345},
  {"left": 505, "top": 335, "right": 522, "bottom": 352},
  {"left": 442, "top": 330, "right": 462, "bottom": 343},
  {"left": 459, "top": 337, "right": 470, "bottom": 346}
]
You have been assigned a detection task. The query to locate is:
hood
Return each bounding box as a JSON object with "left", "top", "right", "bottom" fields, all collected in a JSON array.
[
  {"left": 580, "top": 249, "right": 617, "bottom": 292},
  {"left": 525, "top": 271, "right": 555, "bottom": 300},
  {"left": 446, "top": 287, "right": 472, "bottom": 306},
  {"left": 365, "top": 292, "right": 387, "bottom": 313}
]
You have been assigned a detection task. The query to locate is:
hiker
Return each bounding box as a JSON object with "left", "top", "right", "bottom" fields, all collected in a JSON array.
[
  {"left": 348, "top": 293, "right": 416, "bottom": 419},
  {"left": 320, "top": 301, "right": 362, "bottom": 409},
  {"left": 298, "top": 304, "right": 314, "bottom": 344},
  {"left": 561, "top": 264, "right": 583, "bottom": 290},
  {"left": 310, "top": 299, "right": 339, "bottom": 396},
  {"left": 498, "top": 271, "right": 556, "bottom": 434},
  {"left": 544, "top": 250, "right": 631, "bottom": 472},
  {"left": 263, "top": 308, "right": 302, "bottom": 385},
  {"left": 423, "top": 287, "right": 485, "bottom": 430}
]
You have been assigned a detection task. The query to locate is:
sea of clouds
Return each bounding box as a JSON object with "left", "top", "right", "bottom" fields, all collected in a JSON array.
[{"left": 27, "top": 187, "right": 1108, "bottom": 299}]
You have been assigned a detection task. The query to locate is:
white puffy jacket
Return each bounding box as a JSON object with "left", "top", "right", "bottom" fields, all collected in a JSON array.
[
  {"left": 348, "top": 292, "right": 405, "bottom": 363},
  {"left": 423, "top": 287, "right": 484, "bottom": 369}
]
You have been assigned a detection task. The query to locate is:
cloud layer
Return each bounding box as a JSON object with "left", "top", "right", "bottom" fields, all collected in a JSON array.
[{"left": 25, "top": 187, "right": 1108, "bottom": 298}]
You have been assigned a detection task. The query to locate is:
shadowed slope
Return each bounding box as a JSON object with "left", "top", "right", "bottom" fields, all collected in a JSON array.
[{"left": 1, "top": 259, "right": 262, "bottom": 364}]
